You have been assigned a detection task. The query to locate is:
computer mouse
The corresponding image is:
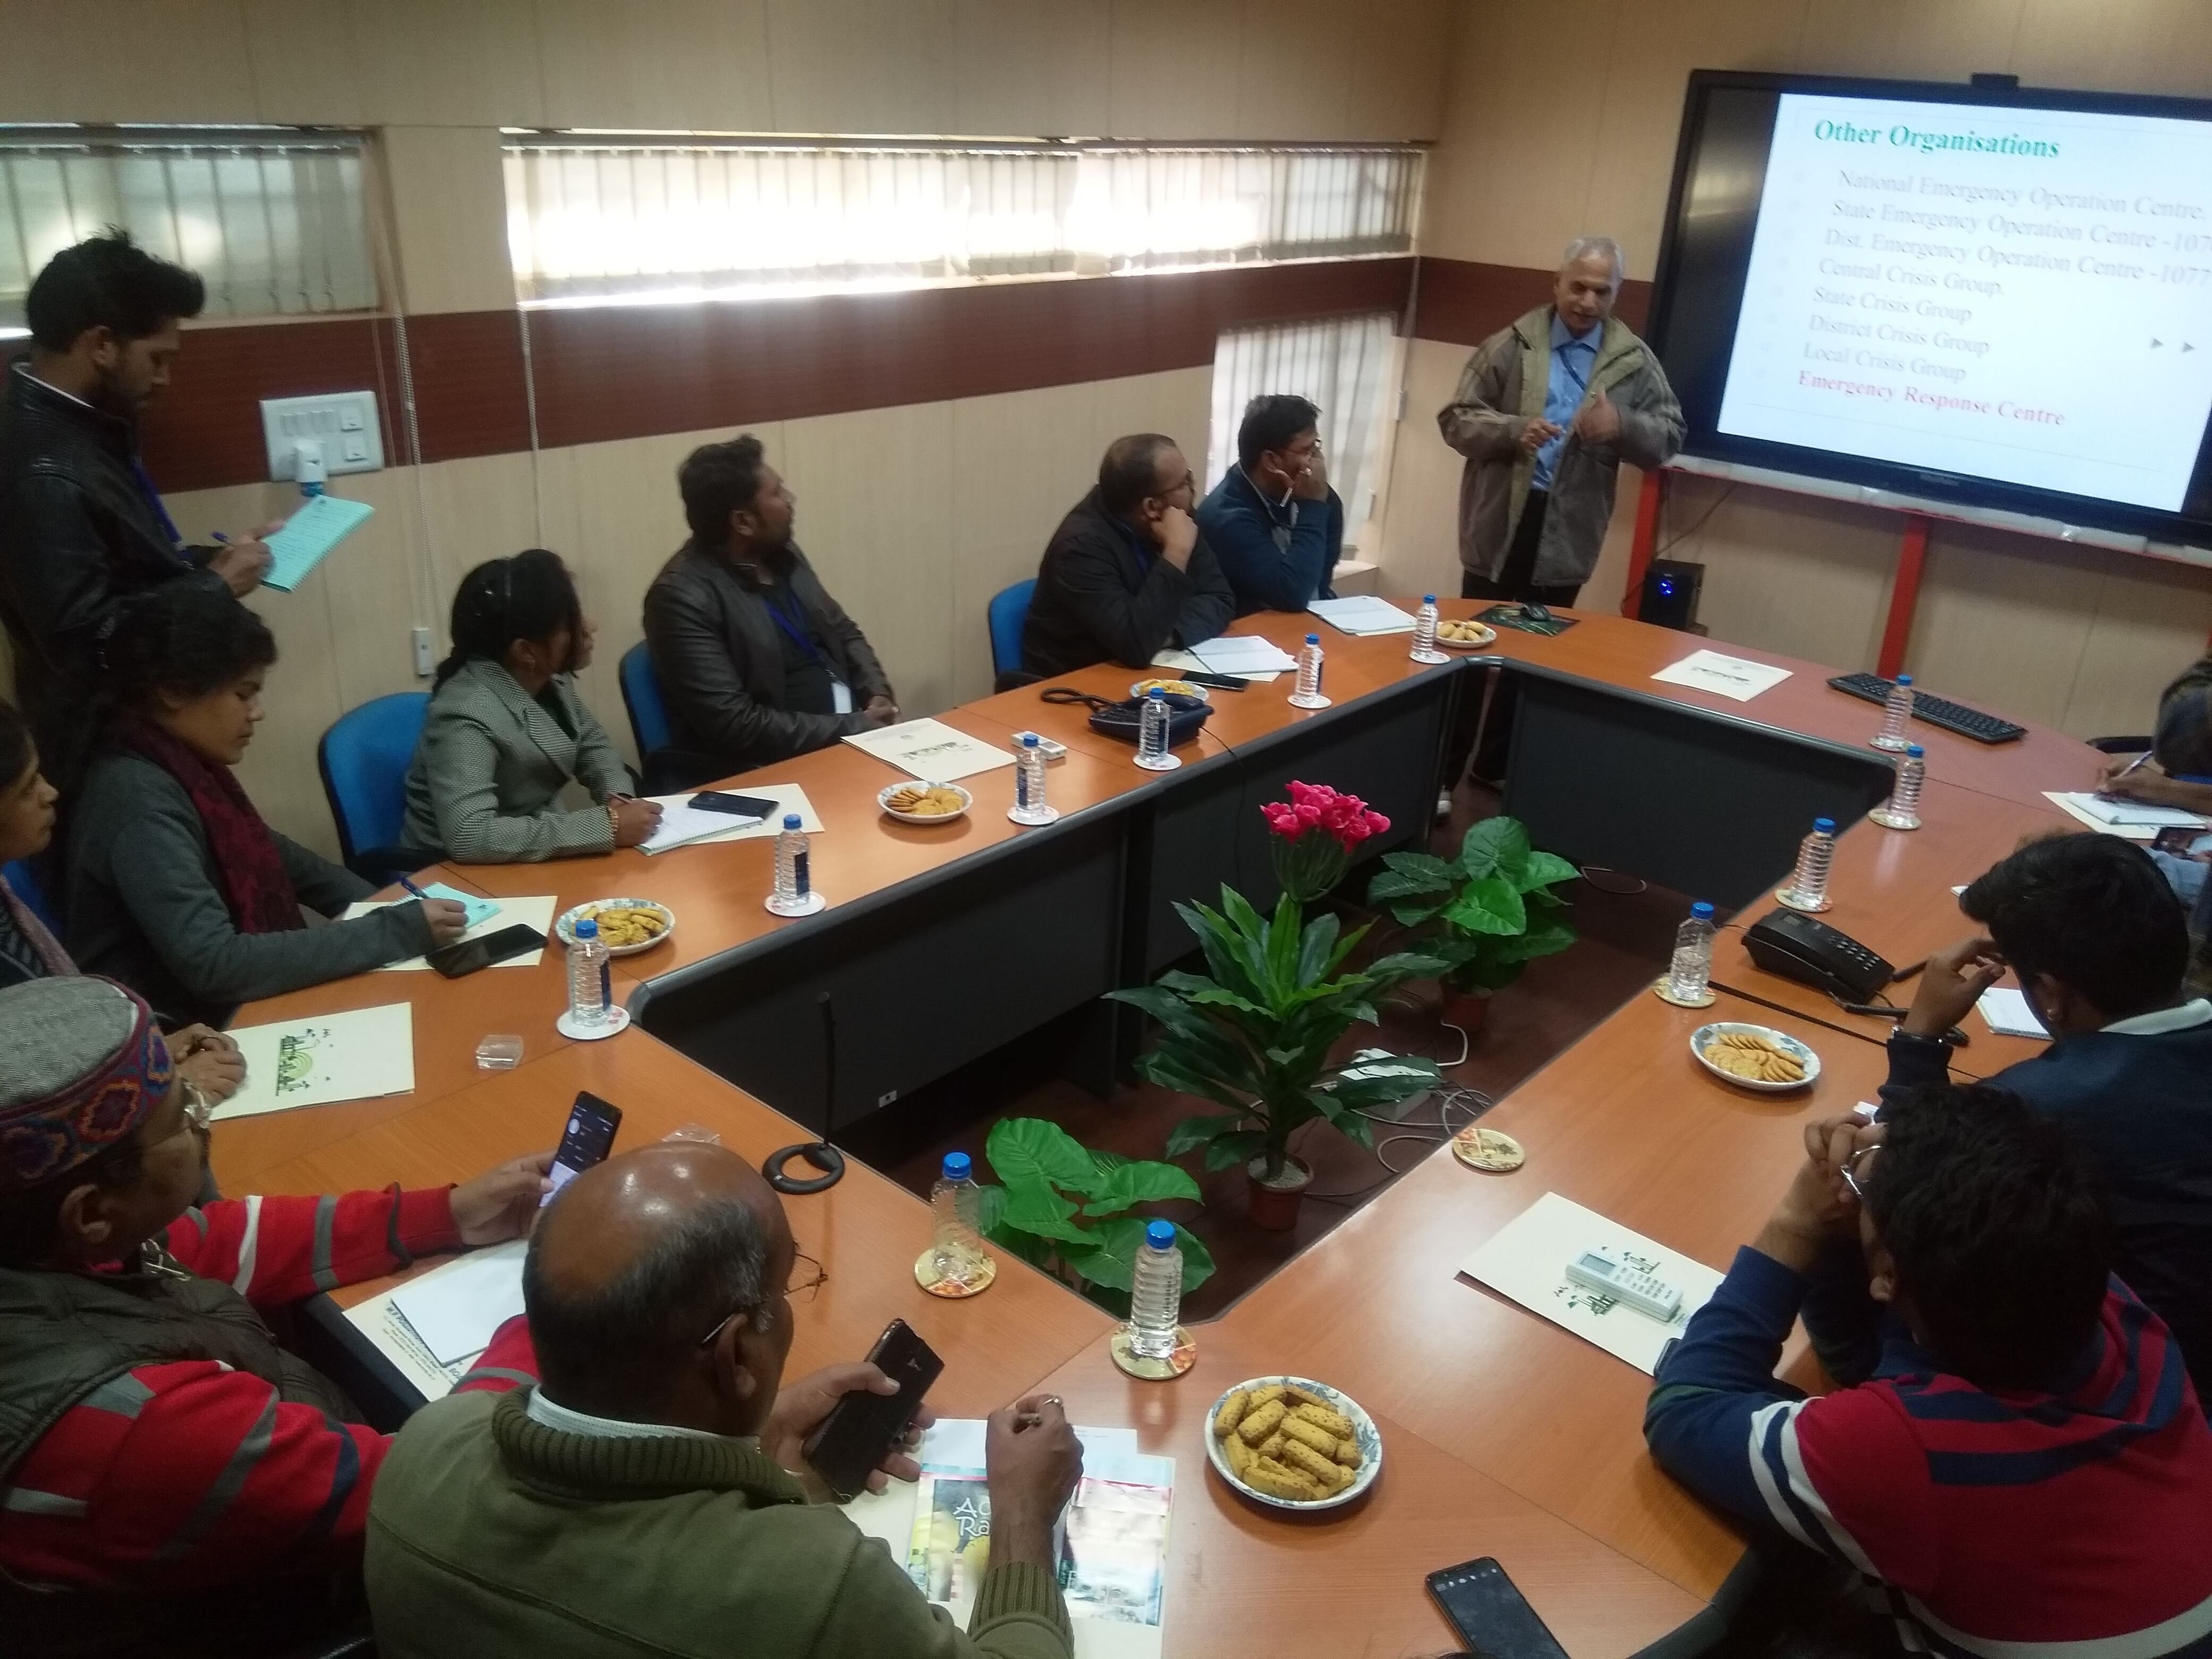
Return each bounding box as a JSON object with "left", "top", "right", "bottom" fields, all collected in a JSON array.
[{"left": 1520, "top": 601, "right": 1555, "bottom": 625}]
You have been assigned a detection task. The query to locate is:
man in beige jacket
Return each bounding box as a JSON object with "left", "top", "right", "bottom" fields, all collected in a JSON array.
[{"left": 1438, "top": 236, "right": 1683, "bottom": 607}]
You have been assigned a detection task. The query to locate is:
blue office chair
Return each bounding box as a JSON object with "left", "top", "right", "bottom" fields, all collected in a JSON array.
[
  {"left": 317, "top": 692, "right": 431, "bottom": 885},
  {"left": 988, "top": 578, "right": 1037, "bottom": 690},
  {"left": 617, "top": 640, "right": 696, "bottom": 793},
  {"left": 1, "top": 857, "right": 60, "bottom": 935}
]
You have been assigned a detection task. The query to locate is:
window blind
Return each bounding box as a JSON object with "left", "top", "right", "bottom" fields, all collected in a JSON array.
[
  {"left": 0, "top": 129, "right": 374, "bottom": 336},
  {"left": 502, "top": 140, "right": 1421, "bottom": 306},
  {"left": 1207, "top": 311, "right": 1401, "bottom": 531}
]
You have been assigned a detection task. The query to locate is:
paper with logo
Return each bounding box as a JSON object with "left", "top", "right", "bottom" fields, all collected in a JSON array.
[
  {"left": 843, "top": 718, "right": 1015, "bottom": 783},
  {"left": 209, "top": 1002, "right": 416, "bottom": 1120},
  {"left": 258, "top": 494, "right": 376, "bottom": 592},
  {"left": 1460, "top": 1190, "right": 1724, "bottom": 1375},
  {"left": 1649, "top": 649, "right": 1794, "bottom": 703}
]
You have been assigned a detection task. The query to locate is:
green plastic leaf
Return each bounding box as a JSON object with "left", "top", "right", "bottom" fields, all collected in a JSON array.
[
  {"left": 1295, "top": 909, "right": 1343, "bottom": 990},
  {"left": 1080, "top": 1158, "right": 1202, "bottom": 1216},
  {"left": 1367, "top": 852, "right": 1455, "bottom": 901},
  {"left": 987, "top": 1117, "right": 1108, "bottom": 1198},
  {"left": 1443, "top": 874, "right": 1527, "bottom": 936},
  {"left": 998, "top": 1181, "right": 1091, "bottom": 1244},
  {"left": 1164, "top": 1111, "right": 1241, "bottom": 1159},
  {"left": 1498, "top": 919, "right": 1578, "bottom": 963},
  {"left": 975, "top": 1182, "right": 1007, "bottom": 1236},
  {"left": 1389, "top": 898, "right": 1448, "bottom": 928},
  {"left": 1516, "top": 849, "right": 1581, "bottom": 893},
  {"left": 1202, "top": 1129, "right": 1269, "bottom": 1171},
  {"left": 1171, "top": 1225, "right": 1216, "bottom": 1294},
  {"left": 1460, "top": 816, "right": 1532, "bottom": 882},
  {"left": 1066, "top": 1216, "right": 1157, "bottom": 1292}
]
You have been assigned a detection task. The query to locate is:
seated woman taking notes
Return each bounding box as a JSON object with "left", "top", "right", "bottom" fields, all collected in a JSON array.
[
  {"left": 65, "top": 585, "right": 466, "bottom": 1029},
  {"left": 403, "top": 551, "right": 661, "bottom": 864}
]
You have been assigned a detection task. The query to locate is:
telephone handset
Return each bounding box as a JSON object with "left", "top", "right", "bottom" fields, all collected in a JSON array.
[{"left": 1743, "top": 908, "right": 1896, "bottom": 1004}]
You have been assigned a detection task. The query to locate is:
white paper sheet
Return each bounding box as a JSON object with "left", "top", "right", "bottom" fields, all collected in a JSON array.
[
  {"left": 1148, "top": 648, "right": 1282, "bottom": 684},
  {"left": 1977, "top": 986, "right": 2052, "bottom": 1039},
  {"left": 2040, "top": 793, "right": 2159, "bottom": 840},
  {"left": 642, "top": 783, "right": 825, "bottom": 850},
  {"left": 387, "top": 1239, "right": 527, "bottom": 1365},
  {"left": 1307, "top": 595, "right": 1415, "bottom": 635},
  {"left": 1460, "top": 1191, "right": 1724, "bottom": 1375},
  {"left": 638, "top": 799, "right": 760, "bottom": 853},
  {"left": 843, "top": 718, "right": 1015, "bottom": 783},
  {"left": 2043, "top": 791, "right": 2207, "bottom": 831},
  {"left": 210, "top": 1003, "right": 415, "bottom": 1120},
  {"left": 345, "top": 1287, "right": 474, "bottom": 1400},
  {"left": 1186, "top": 635, "right": 1299, "bottom": 676},
  {"left": 343, "top": 894, "right": 557, "bottom": 970},
  {"left": 1649, "top": 650, "right": 1794, "bottom": 703}
]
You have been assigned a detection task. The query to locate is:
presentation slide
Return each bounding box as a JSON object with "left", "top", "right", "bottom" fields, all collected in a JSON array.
[{"left": 1716, "top": 94, "right": 2212, "bottom": 510}]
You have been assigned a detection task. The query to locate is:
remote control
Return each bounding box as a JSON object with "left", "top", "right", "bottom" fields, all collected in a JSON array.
[{"left": 1564, "top": 1248, "right": 1683, "bottom": 1321}]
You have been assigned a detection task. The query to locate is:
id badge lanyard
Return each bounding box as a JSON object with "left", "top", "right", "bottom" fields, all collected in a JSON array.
[{"left": 764, "top": 588, "right": 853, "bottom": 713}]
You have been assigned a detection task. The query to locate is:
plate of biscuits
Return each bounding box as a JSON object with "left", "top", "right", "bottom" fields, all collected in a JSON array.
[
  {"left": 1131, "top": 677, "right": 1208, "bottom": 700},
  {"left": 1691, "top": 1023, "right": 1820, "bottom": 1092},
  {"left": 1206, "top": 1375, "right": 1382, "bottom": 1511},
  {"left": 879, "top": 781, "right": 972, "bottom": 823},
  {"left": 555, "top": 899, "right": 674, "bottom": 957},
  {"left": 1435, "top": 619, "right": 1497, "bottom": 649}
]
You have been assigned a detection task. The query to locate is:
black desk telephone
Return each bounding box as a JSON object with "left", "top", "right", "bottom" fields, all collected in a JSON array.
[{"left": 1744, "top": 908, "right": 1895, "bottom": 1003}]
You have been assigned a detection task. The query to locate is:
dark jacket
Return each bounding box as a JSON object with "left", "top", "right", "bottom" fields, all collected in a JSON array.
[
  {"left": 66, "top": 751, "right": 428, "bottom": 1029},
  {"left": 1196, "top": 468, "right": 1342, "bottom": 617},
  {"left": 642, "top": 539, "right": 893, "bottom": 777},
  {"left": 1880, "top": 1013, "right": 2212, "bottom": 1394},
  {"left": 1020, "top": 489, "right": 1235, "bottom": 678},
  {"left": 0, "top": 362, "right": 224, "bottom": 791}
]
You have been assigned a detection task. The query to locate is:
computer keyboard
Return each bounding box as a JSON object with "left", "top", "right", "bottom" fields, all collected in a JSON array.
[{"left": 1826, "top": 673, "right": 2027, "bottom": 745}]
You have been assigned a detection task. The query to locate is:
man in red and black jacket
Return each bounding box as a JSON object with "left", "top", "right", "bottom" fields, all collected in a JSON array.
[{"left": 0, "top": 975, "right": 547, "bottom": 1657}]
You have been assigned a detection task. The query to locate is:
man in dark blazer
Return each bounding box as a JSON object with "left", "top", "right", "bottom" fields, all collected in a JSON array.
[
  {"left": 1020, "top": 433, "right": 1234, "bottom": 679},
  {"left": 643, "top": 435, "right": 896, "bottom": 784}
]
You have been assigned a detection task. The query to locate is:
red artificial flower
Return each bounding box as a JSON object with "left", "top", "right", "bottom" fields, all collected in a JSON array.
[{"left": 1264, "top": 781, "right": 1388, "bottom": 854}]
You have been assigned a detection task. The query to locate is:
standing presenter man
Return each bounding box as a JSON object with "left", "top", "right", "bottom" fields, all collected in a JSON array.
[{"left": 1437, "top": 236, "right": 1683, "bottom": 608}]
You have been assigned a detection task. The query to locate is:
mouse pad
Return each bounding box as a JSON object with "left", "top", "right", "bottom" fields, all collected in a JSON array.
[{"left": 1477, "top": 604, "right": 1580, "bottom": 637}]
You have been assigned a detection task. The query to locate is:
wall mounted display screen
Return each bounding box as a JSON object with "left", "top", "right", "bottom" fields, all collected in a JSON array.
[{"left": 1646, "top": 72, "right": 2212, "bottom": 543}]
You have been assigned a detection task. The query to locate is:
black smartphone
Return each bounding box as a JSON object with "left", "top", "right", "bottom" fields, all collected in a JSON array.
[
  {"left": 691, "top": 791, "right": 781, "bottom": 819},
  {"left": 426, "top": 923, "right": 546, "bottom": 979},
  {"left": 540, "top": 1092, "right": 623, "bottom": 1208},
  {"left": 1179, "top": 671, "right": 1250, "bottom": 692},
  {"left": 1426, "top": 1558, "right": 1571, "bottom": 1659},
  {"left": 801, "top": 1319, "right": 943, "bottom": 1501}
]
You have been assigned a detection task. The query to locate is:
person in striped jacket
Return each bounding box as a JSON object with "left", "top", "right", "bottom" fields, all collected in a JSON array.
[
  {"left": 1646, "top": 1082, "right": 2212, "bottom": 1658},
  {"left": 0, "top": 975, "right": 548, "bottom": 1657}
]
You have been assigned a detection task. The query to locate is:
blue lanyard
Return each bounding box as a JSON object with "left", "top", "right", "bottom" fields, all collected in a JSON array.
[
  {"left": 1556, "top": 342, "right": 1591, "bottom": 398},
  {"left": 128, "top": 457, "right": 186, "bottom": 552},
  {"left": 763, "top": 586, "right": 825, "bottom": 668}
]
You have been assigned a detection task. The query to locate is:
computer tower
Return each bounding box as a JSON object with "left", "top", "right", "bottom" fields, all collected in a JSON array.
[{"left": 1638, "top": 559, "right": 1703, "bottom": 631}]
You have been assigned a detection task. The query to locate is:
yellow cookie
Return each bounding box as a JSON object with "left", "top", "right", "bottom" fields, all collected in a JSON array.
[
  {"left": 1280, "top": 1415, "right": 1339, "bottom": 1459},
  {"left": 1212, "top": 1389, "right": 1250, "bottom": 1439},
  {"left": 1287, "top": 1401, "right": 1353, "bottom": 1441},
  {"left": 1222, "top": 1431, "right": 1254, "bottom": 1478},
  {"left": 1236, "top": 1399, "right": 1287, "bottom": 1446},
  {"left": 1244, "top": 1456, "right": 1322, "bottom": 1501}
]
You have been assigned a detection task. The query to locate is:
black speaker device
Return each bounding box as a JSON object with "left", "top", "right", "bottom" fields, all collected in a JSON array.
[{"left": 1638, "top": 559, "right": 1703, "bottom": 631}]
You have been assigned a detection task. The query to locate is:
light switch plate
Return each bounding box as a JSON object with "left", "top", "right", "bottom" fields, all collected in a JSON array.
[{"left": 259, "top": 392, "right": 382, "bottom": 480}]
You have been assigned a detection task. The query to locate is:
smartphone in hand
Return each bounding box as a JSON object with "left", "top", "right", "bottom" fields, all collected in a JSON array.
[{"left": 800, "top": 1319, "right": 943, "bottom": 1500}]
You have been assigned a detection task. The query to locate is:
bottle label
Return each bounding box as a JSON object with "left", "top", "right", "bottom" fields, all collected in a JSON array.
[
  {"left": 1017, "top": 768, "right": 1031, "bottom": 808},
  {"left": 598, "top": 959, "right": 611, "bottom": 1008},
  {"left": 794, "top": 848, "right": 810, "bottom": 896}
]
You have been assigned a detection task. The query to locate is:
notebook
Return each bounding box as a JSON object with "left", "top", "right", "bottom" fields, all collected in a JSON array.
[{"left": 259, "top": 495, "right": 376, "bottom": 592}]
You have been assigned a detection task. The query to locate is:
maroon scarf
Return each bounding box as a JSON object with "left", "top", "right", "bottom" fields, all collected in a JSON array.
[{"left": 122, "top": 722, "right": 303, "bottom": 935}]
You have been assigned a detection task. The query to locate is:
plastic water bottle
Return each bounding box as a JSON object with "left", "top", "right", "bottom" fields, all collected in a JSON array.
[
  {"left": 1134, "top": 686, "right": 1179, "bottom": 771},
  {"left": 1777, "top": 817, "right": 1838, "bottom": 911},
  {"left": 1290, "top": 632, "right": 1330, "bottom": 708},
  {"left": 1410, "top": 595, "right": 1447, "bottom": 664},
  {"left": 1009, "top": 731, "right": 1056, "bottom": 824},
  {"left": 1872, "top": 674, "right": 1915, "bottom": 751},
  {"left": 1666, "top": 902, "right": 1716, "bottom": 1002},
  {"left": 1872, "top": 743, "right": 1926, "bottom": 830},
  {"left": 565, "top": 917, "right": 611, "bottom": 1028},
  {"left": 765, "top": 812, "right": 820, "bottom": 915},
  {"left": 1126, "top": 1219, "right": 1184, "bottom": 1361},
  {"left": 931, "top": 1152, "right": 988, "bottom": 1288}
]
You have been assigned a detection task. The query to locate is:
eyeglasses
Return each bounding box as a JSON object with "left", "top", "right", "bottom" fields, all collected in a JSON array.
[
  {"left": 1840, "top": 1144, "right": 1881, "bottom": 1203},
  {"left": 695, "top": 1249, "right": 826, "bottom": 1348}
]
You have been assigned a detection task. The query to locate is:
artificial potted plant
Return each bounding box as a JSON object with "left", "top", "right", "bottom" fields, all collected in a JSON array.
[
  {"left": 1109, "top": 783, "right": 1445, "bottom": 1230},
  {"left": 1365, "top": 816, "right": 1579, "bottom": 1033}
]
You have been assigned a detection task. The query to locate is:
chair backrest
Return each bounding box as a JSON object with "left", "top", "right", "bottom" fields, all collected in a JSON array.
[
  {"left": 987, "top": 579, "right": 1036, "bottom": 681},
  {"left": 317, "top": 692, "right": 430, "bottom": 866},
  {"left": 619, "top": 641, "right": 674, "bottom": 761},
  {"left": 1, "top": 858, "right": 59, "bottom": 934}
]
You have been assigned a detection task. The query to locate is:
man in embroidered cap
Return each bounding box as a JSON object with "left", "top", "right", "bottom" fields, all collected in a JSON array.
[{"left": 0, "top": 976, "right": 551, "bottom": 1657}]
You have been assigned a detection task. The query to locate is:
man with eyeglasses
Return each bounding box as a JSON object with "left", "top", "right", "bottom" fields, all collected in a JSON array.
[
  {"left": 0, "top": 975, "right": 551, "bottom": 1657},
  {"left": 1020, "top": 432, "right": 1234, "bottom": 679},
  {"left": 365, "top": 1141, "right": 1086, "bottom": 1659},
  {"left": 1645, "top": 1085, "right": 2212, "bottom": 1657},
  {"left": 1197, "top": 393, "right": 1343, "bottom": 616}
]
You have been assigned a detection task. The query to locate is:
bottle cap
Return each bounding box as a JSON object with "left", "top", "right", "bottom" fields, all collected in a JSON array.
[
  {"left": 1813, "top": 817, "right": 1836, "bottom": 833},
  {"left": 942, "top": 1152, "right": 971, "bottom": 1181},
  {"left": 1305, "top": 633, "right": 1321, "bottom": 644},
  {"left": 1144, "top": 1218, "right": 1176, "bottom": 1250},
  {"left": 1896, "top": 674, "right": 1913, "bottom": 686},
  {"left": 573, "top": 917, "right": 598, "bottom": 939},
  {"left": 1690, "top": 901, "right": 1714, "bottom": 919},
  {"left": 1021, "top": 732, "right": 1040, "bottom": 748},
  {"left": 783, "top": 812, "right": 802, "bottom": 828},
  {"left": 1148, "top": 686, "right": 1166, "bottom": 699},
  {"left": 1422, "top": 594, "right": 1436, "bottom": 604},
  {"left": 1906, "top": 743, "right": 1925, "bottom": 757}
]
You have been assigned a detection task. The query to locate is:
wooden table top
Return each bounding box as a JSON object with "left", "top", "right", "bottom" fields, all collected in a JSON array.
[{"left": 212, "top": 600, "right": 2096, "bottom": 1647}]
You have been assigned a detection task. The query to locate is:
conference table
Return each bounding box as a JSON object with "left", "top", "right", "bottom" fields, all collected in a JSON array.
[{"left": 212, "top": 598, "right": 2101, "bottom": 1658}]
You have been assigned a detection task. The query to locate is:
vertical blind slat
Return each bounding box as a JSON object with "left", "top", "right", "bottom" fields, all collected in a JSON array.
[{"left": 1208, "top": 311, "right": 1398, "bottom": 532}]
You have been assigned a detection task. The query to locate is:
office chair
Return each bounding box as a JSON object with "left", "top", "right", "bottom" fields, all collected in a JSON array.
[
  {"left": 317, "top": 693, "right": 431, "bottom": 886},
  {"left": 620, "top": 641, "right": 698, "bottom": 793},
  {"left": 987, "top": 577, "right": 1038, "bottom": 694}
]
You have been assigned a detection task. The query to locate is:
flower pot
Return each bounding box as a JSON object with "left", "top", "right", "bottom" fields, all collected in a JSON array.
[
  {"left": 1438, "top": 985, "right": 1492, "bottom": 1034},
  {"left": 1245, "top": 1155, "right": 1313, "bottom": 1230}
]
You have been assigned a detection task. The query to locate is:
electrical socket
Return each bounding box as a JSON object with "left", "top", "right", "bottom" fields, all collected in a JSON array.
[{"left": 412, "top": 627, "right": 434, "bottom": 677}]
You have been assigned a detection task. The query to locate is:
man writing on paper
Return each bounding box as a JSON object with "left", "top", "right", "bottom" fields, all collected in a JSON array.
[
  {"left": 0, "top": 233, "right": 282, "bottom": 795},
  {"left": 1197, "top": 395, "right": 1343, "bottom": 616},
  {"left": 1646, "top": 1087, "right": 2212, "bottom": 1655},
  {"left": 1878, "top": 834, "right": 2212, "bottom": 1392},
  {"left": 643, "top": 435, "right": 898, "bottom": 789},
  {"left": 0, "top": 976, "right": 549, "bottom": 1657},
  {"left": 1437, "top": 236, "right": 1682, "bottom": 609},
  {"left": 366, "top": 1141, "right": 1085, "bottom": 1658},
  {"left": 1021, "top": 433, "right": 1235, "bottom": 678}
]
